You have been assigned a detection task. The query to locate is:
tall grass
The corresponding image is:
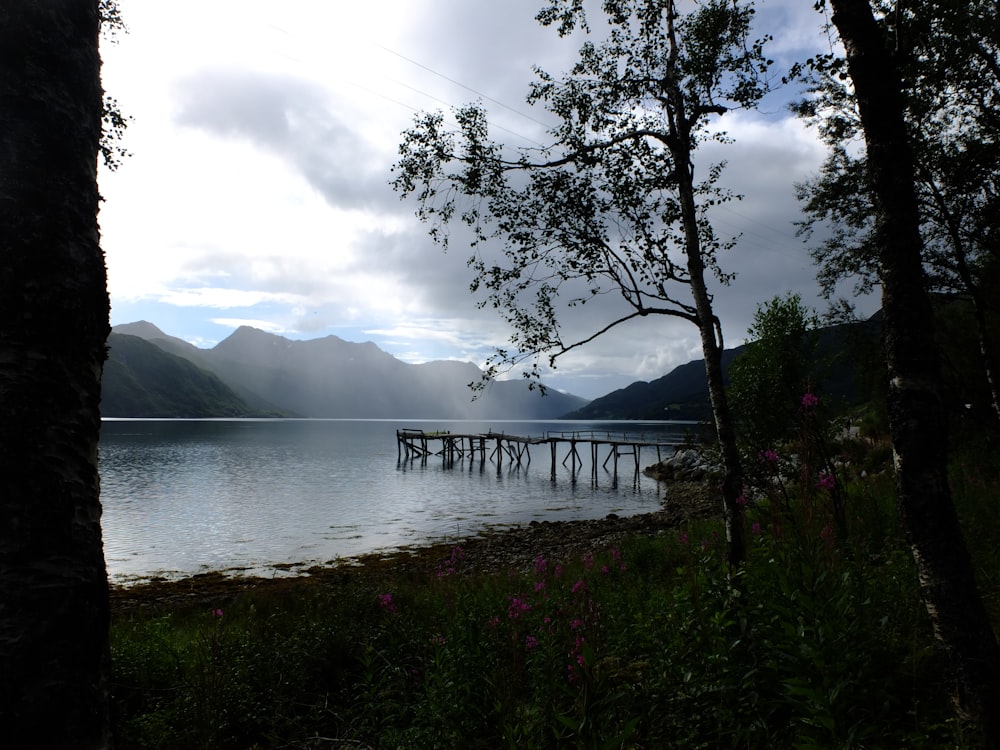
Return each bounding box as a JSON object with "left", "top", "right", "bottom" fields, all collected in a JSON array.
[{"left": 110, "top": 443, "right": 998, "bottom": 749}]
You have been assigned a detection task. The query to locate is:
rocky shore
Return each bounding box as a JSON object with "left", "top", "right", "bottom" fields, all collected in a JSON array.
[{"left": 111, "top": 479, "right": 720, "bottom": 612}]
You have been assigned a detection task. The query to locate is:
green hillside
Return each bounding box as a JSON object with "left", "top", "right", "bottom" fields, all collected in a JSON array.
[{"left": 102, "top": 333, "right": 277, "bottom": 418}]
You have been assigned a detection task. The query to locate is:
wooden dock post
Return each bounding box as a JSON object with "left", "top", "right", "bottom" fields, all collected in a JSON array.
[{"left": 396, "top": 427, "right": 681, "bottom": 484}]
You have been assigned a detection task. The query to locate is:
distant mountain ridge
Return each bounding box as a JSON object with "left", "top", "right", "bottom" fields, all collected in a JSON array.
[
  {"left": 102, "top": 333, "right": 271, "bottom": 418},
  {"left": 565, "top": 316, "right": 882, "bottom": 421},
  {"left": 105, "top": 314, "right": 882, "bottom": 420},
  {"left": 104, "top": 322, "right": 589, "bottom": 419}
]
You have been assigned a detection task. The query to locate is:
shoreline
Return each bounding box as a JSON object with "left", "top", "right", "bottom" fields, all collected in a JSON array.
[{"left": 110, "top": 480, "right": 719, "bottom": 611}]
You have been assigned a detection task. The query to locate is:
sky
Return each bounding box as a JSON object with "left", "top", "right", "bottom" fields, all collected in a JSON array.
[{"left": 97, "top": 0, "right": 877, "bottom": 400}]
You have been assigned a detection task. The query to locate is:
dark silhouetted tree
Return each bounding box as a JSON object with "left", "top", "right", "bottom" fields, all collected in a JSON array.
[
  {"left": 795, "top": 0, "right": 1000, "bottom": 424},
  {"left": 0, "top": 1, "right": 112, "bottom": 746},
  {"left": 822, "top": 0, "right": 1000, "bottom": 743}
]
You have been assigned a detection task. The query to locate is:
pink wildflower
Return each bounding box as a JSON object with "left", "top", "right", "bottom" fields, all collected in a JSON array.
[
  {"left": 378, "top": 593, "right": 397, "bottom": 614},
  {"left": 758, "top": 449, "right": 778, "bottom": 464},
  {"left": 525, "top": 635, "right": 539, "bottom": 651},
  {"left": 817, "top": 471, "right": 836, "bottom": 490},
  {"left": 752, "top": 521, "right": 762, "bottom": 535},
  {"left": 571, "top": 579, "right": 587, "bottom": 595},
  {"left": 507, "top": 596, "right": 532, "bottom": 620},
  {"left": 801, "top": 392, "right": 819, "bottom": 409},
  {"left": 212, "top": 608, "right": 223, "bottom": 618},
  {"left": 534, "top": 555, "right": 547, "bottom": 577}
]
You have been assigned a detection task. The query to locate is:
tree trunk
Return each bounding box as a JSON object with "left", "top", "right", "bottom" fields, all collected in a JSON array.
[
  {"left": 829, "top": 0, "right": 1000, "bottom": 743},
  {"left": 0, "top": 2, "right": 112, "bottom": 748},
  {"left": 662, "top": 1, "right": 745, "bottom": 566},
  {"left": 679, "top": 168, "right": 745, "bottom": 567}
]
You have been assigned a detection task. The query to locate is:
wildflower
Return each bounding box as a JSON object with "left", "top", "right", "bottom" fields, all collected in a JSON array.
[
  {"left": 752, "top": 521, "right": 762, "bottom": 535},
  {"left": 583, "top": 553, "right": 594, "bottom": 570},
  {"left": 758, "top": 449, "right": 778, "bottom": 464},
  {"left": 211, "top": 608, "right": 223, "bottom": 618},
  {"left": 378, "top": 593, "right": 397, "bottom": 614},
  {"left": 525, "top": 635, "right": 539, "bottom": 651},
  {"left": 554, "top": 563, "right": 564, "bottom": 579},
  {"left": 570, "top": 618, "right": 584, "bottom": 631},
  {"left": 801, "top": 392, "right": 819, "bottom": 409},
  {"left": 534, "top": 555, "right": 547, "bottom": 578},
  {"left": 735, "top": 494, "right": 748, "bottom": 508},
  {"left": 601, "top": 565, "right": 610, "bottom": 575},
  {"left": 678, "top": 531, "right": 689, "bottom": 545},
  {"left": 507, "top": 596, "right": 532, "bottom": 620},
  {"left": 610, "top": 548, "right": 621, "bottom": 562},
  {"left": 817, "top": 471, "right": 836, "bottom": 490},
  {"left": 437, "top": 545, "right": 465, "bottom": 577},
  {"left": 571, "top": 579, "right": 587, "bottom": 595},
  {"left": 534, "top": 581, "right": 546, "bottom": 594}
]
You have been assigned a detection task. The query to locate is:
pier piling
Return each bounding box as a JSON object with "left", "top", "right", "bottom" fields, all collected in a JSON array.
[{"left": 396, "top": 428, "right": 680, "bottom": 485}]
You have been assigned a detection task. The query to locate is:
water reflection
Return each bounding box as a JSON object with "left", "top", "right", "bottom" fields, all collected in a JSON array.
[{"left": 100, "top": 419, "right": 691, "bottom": 582}]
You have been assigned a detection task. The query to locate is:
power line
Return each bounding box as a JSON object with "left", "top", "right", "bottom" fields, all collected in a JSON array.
[{"left": 371, "top": 41, "right": 555, "bottom": 131}]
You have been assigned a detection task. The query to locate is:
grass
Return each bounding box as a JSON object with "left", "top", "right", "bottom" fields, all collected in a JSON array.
[{"left": 108, "top": 437, "right": 999, "bottom": 749}]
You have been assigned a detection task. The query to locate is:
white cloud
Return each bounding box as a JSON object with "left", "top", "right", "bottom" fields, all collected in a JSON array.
[{"left": 100, "top": 0, "right": 855, "bottom": 400}]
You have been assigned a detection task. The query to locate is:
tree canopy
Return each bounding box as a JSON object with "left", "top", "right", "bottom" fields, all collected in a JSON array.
[
  {"left": 793, "top": 0, "right": 1000, "bottom": 419},
  {"left": 393, "top": 0, "right": 771, "bottom": 387},
  {"left": 394, "top": 0, "right": 774, "bottom": 564}
]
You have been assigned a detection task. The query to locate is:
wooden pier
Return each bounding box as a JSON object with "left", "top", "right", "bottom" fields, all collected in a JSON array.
[{"left": 396, "top": 428, "right": 682, "bottom": 485}]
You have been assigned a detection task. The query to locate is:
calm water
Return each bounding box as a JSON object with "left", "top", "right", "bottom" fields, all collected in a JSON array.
[{"left": 99, "top": 419, "right": 692, "bottom": 582}]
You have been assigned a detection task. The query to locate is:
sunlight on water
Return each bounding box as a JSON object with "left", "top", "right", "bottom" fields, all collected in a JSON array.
[{"left": 99, "top": 419, "right": 691, "bottom": 582}]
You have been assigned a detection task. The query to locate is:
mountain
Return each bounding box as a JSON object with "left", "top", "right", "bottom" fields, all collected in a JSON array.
[
  {"left": 564, "top": 348, "right": 745, "bottom": 421},
  {"left": 565, "top": 316, "right": 883, "bottom": 421},
  {"left": 102, "top": 333, "right": 276, "bottom": 418},
  {"left": 107, "top": 323, "right": 588, "bottom": 419}
]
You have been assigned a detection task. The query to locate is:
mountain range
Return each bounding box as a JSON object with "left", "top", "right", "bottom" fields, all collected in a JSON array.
[
  {"left": 103, "top": 316, "right": 880, "bottom": 420},
  {"left": 103, "top": 322, "right": 588, "bottom": 419}
]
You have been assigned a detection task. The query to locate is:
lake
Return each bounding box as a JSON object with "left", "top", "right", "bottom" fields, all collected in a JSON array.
[{"left": 99, "top": 419, "right": 694, "bottom": 583}]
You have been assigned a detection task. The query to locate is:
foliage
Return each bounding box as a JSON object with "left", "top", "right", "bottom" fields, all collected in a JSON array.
[
  {"left": 728, "top": 293, "right": 821, "bottom": 450},
  {"left": 108, "top": 434, "right": 1000, "bottom": 747},
  {"left": 392, "top": 0, "right": 772, "bottom": 387},
  {"left": 792, "top": 0, "right": 1000, "bottom": 420},
  {"left": 99, "top": 0, "right": 131, "bottom": 170},
  {"left": 793, "top": 0, "right": 999, "bottom": 301}
]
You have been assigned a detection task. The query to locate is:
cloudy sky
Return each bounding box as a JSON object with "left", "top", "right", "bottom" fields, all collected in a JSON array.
[{"left": 98, "top": 0, "right": 876, "bottom": 400}]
